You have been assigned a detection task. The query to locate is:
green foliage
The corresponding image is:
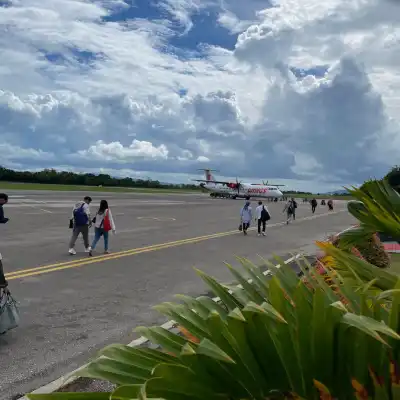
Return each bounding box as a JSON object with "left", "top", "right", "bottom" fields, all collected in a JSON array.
[
  {"left": 28, "top": 256, "right": 400, "bottom": 400},
  {"left": 386, "top": 166, "right": 400, "bottom": 191},
  {"left": 343, "top": 179, "right": 400, "bottom": 247},
  {"left": 0, "top": 166, "right": 199, "bottom": 191},
  {"left": 333, "top": 231, "right": 390, "bottom": 269}
]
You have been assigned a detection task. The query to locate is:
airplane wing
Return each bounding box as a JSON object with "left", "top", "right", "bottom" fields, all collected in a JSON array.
[
  {"left": 250, "top": 182, "right": 286, "bottom": 187},
  {"left": 192, "top": 179, "right": 233, "bottom": 185}
]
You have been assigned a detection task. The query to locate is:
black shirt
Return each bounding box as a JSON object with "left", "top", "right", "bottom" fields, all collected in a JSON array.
[{"left": 0, "top": 205, "right": 9, "bottom": 224}]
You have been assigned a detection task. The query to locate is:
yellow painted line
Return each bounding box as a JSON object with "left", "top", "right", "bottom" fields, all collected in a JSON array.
[
  {"left": 5, "top": 209, "right": 345, "bottom": 281},
  {"left": 6, "top": 229, "right": 238, "bottom": 280}
]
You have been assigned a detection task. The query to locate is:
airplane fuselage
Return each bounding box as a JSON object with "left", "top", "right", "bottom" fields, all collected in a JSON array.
[{"left": 203, "top": 182, "right": 283, "bottom": 199}]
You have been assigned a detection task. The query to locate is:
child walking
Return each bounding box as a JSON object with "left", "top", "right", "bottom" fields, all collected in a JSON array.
[{"left": 88, "top": 200, "right": 116, "bottom": 256}]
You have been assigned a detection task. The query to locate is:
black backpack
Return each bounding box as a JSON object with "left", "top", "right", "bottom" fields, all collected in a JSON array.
[{"left": 261, "top": 206, "right": 270, "bottom": 221}]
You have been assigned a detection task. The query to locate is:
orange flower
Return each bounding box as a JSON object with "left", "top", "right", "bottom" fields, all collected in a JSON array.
[
  {"left": 351, "top": 379, "right": 369, "bottom": 400},
  {"left": 178, "top": 326, "right": 200, "bottom": 344},
  {"left": 313, "top": 380, "right": 334, "bottom": 400},
  {"left": 350, "top": 246, "right": 365, "bottom": 260}
]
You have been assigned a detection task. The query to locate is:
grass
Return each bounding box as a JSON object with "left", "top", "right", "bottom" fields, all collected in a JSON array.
[
  {"left": 286, "top": 193, "right": 353, "bottom": 200},
  {"left": 0, "top": 182, "right": 200, "bottom": 194},
  {"left": 389, "top": 253, "right": 400, "bottom": 275}
]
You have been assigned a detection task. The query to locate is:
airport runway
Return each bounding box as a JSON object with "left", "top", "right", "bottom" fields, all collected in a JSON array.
[{"left": 0, "top": 191, "right": 355, "bottom": 399}]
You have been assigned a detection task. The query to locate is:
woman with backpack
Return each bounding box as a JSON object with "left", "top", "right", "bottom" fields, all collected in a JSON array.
[{"left": 88, "top": 200, "right": 116, "bottom": 256}]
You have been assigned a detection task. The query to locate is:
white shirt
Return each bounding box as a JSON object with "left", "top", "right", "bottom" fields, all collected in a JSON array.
[
  {"left": 255, "top": 204, "right": 269, "bottom": 219},
  {"left": 94, "top": 208, "right": 116, "bottom": 231},
  {"left": 240, "top": 205, "right": 252, "bottom": 223}
]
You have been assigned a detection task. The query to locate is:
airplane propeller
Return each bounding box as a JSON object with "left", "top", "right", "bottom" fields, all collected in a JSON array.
[{"left": 236, "top": 177, "right": 243, "bottom": 194}]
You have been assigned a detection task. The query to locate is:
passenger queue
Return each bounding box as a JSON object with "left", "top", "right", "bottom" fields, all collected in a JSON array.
[{"left": 239, "top": 196, "right": 335, "bottom": 235}]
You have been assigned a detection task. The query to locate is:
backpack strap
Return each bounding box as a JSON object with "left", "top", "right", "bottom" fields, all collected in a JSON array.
[
  {"left": 74, "top": 203, "right": 85, "bottom": 215},
  {"left": 99, "top": 210, "right": 106, "bottom": 228}
]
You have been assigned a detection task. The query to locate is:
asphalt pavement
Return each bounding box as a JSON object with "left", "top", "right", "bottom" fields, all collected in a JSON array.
[{"left": 0, "top": 191, "right": 355, "bottom": 399}]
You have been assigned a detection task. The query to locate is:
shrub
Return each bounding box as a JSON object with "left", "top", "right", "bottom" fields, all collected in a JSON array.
[
  {"left": 331, "top": 232, "right": 390, "bottom": 269},
  {"left": 28, "top": 255, "right": 400, "bottom": 400}
]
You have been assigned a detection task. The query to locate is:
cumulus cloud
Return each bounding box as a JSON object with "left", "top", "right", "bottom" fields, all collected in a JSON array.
[
  {"left": 77, "top": 140, "right": 169, "bottom": 162},
  {"left": 0, "top": 0, "right": 399, "bottom": 192}
]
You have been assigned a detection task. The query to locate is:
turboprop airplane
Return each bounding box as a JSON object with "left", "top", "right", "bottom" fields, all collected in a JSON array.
[{"left": 193, "top": 169, "right": 284, "bottom": 199}]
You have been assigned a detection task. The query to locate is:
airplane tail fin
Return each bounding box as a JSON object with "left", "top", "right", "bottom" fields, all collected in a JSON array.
[{"left": 198, "top": 168, "right": 217, "bottom": 182}]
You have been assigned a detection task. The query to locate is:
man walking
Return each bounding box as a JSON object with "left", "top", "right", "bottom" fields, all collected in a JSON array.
[
  {"left": 283, "top": 197, "right": 297, "bottom": 224},
  {"left": 68, "top": 196, "right": 92, "bottom": 255},
  {"left": 311, "top": 198, "right": 317, "bottom": 214},
  {"left": 255, "top": 201, "right": 270, "bottom": 236},
  {"left": 0, "top": 193, "right": 9, "bottom": 289}
]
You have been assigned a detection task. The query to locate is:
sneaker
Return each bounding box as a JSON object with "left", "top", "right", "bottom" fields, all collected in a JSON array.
[
  {"left": 88, "top": 250, "right": 93, "bottom": 257},
  {"left": 262, "top": 232, "right": 266, "bottom": 236},
  {"left": 104, "top": 250, "right": 110, "bottom": 254},
  {"left": 257, "top": 233, "right": 261, "bottom": 237},
  {"left": 69, "top": 248, "right": 76, "bottom": 255},
  {"left": 85, "top": 248, "right": 91, "bottom": 253}
]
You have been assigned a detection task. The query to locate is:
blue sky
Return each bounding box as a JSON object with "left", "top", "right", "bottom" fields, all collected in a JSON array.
[{"left": 0, "top": 0, "right": 399, "bottom": 192}]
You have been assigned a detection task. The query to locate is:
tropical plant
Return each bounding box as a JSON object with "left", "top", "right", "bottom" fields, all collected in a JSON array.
[
  {"left": 386, "top": 166, "right": 400, "bottom": 192},
  {"left": 330, "top": 232, "right": 390, "bottom": 269},
  {"left": 28, "top": 256, "right": 400, "bottom": 400},
  {"left": 341, "top": 179, "right": 400, "bottom": 248}
]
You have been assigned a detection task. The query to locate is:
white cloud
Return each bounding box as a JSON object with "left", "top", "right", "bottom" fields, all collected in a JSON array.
[
  {"left": 77, "top": 140, "right": 169, "bottom": 162},
  {"left": 0, "top": 143, "right": 55, "bottom": 162},
  {"left": 0, "top": 0, "right": 400, "bottom": 192}
]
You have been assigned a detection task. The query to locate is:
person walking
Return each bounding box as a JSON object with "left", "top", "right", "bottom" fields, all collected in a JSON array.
[
  {"left": 327, "top": 199, "right": 334, "bottom": 211},
  {"left": 240, "top": 200, "right": 252, "bottom": 235},
  {"left": 311, "top": 198, "right": 318, "bottom": 214},
  {"left": 283, "top": 198, "right": 297, "bottom": 224},
  {"left": 88, "top": 200, "right": 116, "bottom": 256},
  {"left": 255, "top": 201, "right": 270, "bottom": 236},
  {"left": 0, "top": 193, "right": 9, "bottom": 289},
  {"left": 68, "top": 196, "right": 92, "bottom": 255}
]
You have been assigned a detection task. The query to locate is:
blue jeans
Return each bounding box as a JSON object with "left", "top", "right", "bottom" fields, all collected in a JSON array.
[{"left": 91, "top": 228, "right": 109, "bottom": 251}]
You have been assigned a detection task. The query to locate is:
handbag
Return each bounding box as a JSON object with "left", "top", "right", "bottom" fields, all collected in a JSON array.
[
  {"left": 103, "top": 209, "right": 112, "bottom": 232},
  {"left": 0, "top": 289, "right": 20, "bottom": 334}
]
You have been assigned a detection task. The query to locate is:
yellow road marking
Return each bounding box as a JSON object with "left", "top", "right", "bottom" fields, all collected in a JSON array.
[
  {"left": 5, "top": 209, "right": 345, "bottom": 281},
  {"left": 6, "top": 229, "right": 238, "bottom": 280}
]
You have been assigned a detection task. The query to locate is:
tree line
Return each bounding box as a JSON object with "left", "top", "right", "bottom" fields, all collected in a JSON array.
[
  {"left": 0, "top": 167, "right": 200, "bottom": 190},
  {"left": 387, "top": 166, "right": 400, "bottom": 189},
  {"left": 359, "top": 166, "right": 400, "bottom": 193}
]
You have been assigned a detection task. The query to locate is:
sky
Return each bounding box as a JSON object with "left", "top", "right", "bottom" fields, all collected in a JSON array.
[{"left": 0, "top": 0, "right": 399, "bottom": 193}]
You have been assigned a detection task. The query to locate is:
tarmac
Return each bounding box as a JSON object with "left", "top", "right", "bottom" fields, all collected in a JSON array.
[{"left": 0, "top": 191, "right": 355, "bottom": 399}]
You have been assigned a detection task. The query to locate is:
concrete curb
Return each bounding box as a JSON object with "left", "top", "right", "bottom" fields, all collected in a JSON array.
[{"left": 22, "top": 253, "right": 304, "bottom": 397}]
